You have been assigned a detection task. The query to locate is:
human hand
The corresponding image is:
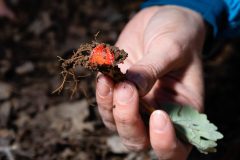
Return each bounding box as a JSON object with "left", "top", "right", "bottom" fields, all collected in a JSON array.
[{"left": 96, "top": 6, "right": 206, "bottom": 160}]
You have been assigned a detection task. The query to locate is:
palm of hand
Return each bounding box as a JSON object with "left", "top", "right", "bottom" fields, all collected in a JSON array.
[{"left": 117, "top": 6, "right": 205, "bottom": 111}]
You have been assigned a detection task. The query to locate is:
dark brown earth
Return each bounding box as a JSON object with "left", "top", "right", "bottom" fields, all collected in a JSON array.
[
  {"left": 53, "top": 41, "right": 128, "bottom": 96},
  {"left": 0, "top": 0, "right": 240, "bottom": 160}
]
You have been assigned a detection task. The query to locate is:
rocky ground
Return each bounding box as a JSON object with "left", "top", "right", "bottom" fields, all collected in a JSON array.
[{"left": 0, "top": 0, "right": 240, "bottom": 160}]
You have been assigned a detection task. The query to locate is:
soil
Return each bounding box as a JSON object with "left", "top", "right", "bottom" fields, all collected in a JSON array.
[
  {"left": 53, "top": 41, "right": 128, "bottom": 97},
  {"left": 0, "top": 0, "right": 240, "bottom": 160}
]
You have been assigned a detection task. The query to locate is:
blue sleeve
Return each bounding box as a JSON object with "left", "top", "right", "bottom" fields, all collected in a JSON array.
[
  {"left": 141, "top": 0, "right": 240, "bottom": 38},
  {"left": 222, "top": 0, "right": 240, "bottom": 38}
]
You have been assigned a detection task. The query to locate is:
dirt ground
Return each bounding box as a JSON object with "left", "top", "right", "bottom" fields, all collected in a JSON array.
[{"left": 1, "top": 0, "right": 240, "bottom": 160}]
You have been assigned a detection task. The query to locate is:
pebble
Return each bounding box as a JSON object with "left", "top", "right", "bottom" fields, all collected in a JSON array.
[{"left": 15, "top": 62, "right": 34, "bottom": 75}]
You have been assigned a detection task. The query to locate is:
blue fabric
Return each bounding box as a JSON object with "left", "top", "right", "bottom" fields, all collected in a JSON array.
[
  {"left": 222, "top": 0, "right": 240, "bottom": 37},
  {"left": 141, "top": 0, "right": 240, "bottom": 38}
]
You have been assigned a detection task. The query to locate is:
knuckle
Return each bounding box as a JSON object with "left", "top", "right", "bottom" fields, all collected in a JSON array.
[
  {"left": 144, "top": 63, "right": 159, "bottom": 80},
  {"left": 96, "top": 91, "right": 113, "bottom": 105},
  {"left": 114, "top": 113, "right": 137, "bottom": 126},
  {"left": 97, "top": 102, "right": 113, "bottom": 111},
  {"left": 122, "top": 138, "right": 147, "bottom": 151},
  {"left": 96, "top": 91, "right": 112, "bottom": 101}
]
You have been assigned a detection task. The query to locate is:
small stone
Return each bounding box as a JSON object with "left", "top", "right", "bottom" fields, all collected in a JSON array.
[
  {"left": 15, "top": 62, "right": 34, "bottom": 75},
  {"left": 28, "top": 12, "right": 52, "bottom": 35}
]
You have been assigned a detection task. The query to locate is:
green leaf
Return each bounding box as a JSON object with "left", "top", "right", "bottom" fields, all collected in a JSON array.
[{"left": 162, "top": 103, "right": 223, "bottom": 154}]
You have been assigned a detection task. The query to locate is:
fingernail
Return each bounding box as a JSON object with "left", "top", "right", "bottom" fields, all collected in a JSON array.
[
  {"left": 116, "top": 82, "right": 134, "bottom": 105},
  {"left": 97, "top": 76, "right": 112, "bottom": 97},
  {"left": 152, "top": 110, "right": 167, "bottom": 132},
  {"left": 127, "top": 73, "right": 148, "bottom": 96}
]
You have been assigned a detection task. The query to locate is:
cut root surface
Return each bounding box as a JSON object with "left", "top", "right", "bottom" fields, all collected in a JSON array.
[{"left": 53, "top": 41, "right": 128, "bottom": 97}]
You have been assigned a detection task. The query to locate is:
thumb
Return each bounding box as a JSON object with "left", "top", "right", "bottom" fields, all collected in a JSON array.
[
  {"left": 126, "top": 42, "right": 181, "bottom": 96},
  {"left": 149, "top": 110, "right": 191, "bottom": 160}
]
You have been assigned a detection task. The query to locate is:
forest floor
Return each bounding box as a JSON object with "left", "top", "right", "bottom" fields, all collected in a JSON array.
[{"left": 0, "top": 0, "right": 240, "bottom": 160}]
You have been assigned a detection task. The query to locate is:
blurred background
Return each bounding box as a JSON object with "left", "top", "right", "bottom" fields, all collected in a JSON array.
[{"left": 0, "top": 0, "right": 240, "bottom": 160}]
